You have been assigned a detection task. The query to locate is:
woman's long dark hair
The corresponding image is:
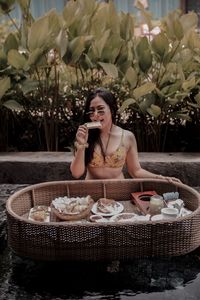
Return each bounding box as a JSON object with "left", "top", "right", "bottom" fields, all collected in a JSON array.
[{"left": 83, "top": 88, "right": 118, "bottom": 165}]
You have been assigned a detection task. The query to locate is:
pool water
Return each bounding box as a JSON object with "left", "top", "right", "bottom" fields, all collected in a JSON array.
[{"left": 1, "top": 246, "right": 200, "bottom": 300}]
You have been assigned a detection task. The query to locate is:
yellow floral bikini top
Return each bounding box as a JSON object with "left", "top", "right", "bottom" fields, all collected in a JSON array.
[{"left": 89, "top": 130, "right": 126, "bottom": 168}]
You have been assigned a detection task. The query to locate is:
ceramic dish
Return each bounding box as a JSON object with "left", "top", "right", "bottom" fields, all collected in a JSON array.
[
  {"left": 28, "top": 205, "right": 51, "bottom": 222},
  {"left": 151, "top": 214, "right": 164, "bottom": 221},
  {"left": 91, "top": 201, "right": 124, "bottom": 217},
  {"left": 110, "top": 212, "right": 137, "bottom": 222},
  {"left": 89, "top": 215, "right": 109, "bottom": 223}
]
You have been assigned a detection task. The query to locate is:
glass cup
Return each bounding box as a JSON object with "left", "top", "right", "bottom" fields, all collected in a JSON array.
[{"left": 149, "top": 195, "right": 164, "bottom": 215}]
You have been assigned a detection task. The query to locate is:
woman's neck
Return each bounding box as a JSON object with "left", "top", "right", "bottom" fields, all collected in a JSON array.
[{"left": 100, "top": 122, "right": 113, "bottom": 137}]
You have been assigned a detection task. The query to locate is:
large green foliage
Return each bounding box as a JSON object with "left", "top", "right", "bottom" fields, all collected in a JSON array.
[{"left": 0, "top": 0, "right": 199, "bottom": 151}]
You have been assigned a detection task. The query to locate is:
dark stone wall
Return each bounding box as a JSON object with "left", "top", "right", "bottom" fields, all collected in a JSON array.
[{"left": 0, "top": 152, "right": 199, "bottom": 186}]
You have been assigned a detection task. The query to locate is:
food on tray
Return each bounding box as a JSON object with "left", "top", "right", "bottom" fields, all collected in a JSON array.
[
  {"left": 85, "top": 121, "right": 102, "bottom": 129},
  {"left": 110, "top": 213, "right": 137, "bottom": 222},
  {"left": 52, "top": 195, "right": 92, "bottom": 215},
  {"left": 96, "top": 198, "right": 119, "bottom": 214},
  {"left": 110, "top": 213, "right": 151, "bottom": 222},
  {"left": 89, "top": 215, "right": 108, "bottom": 223},
  {"left": 28, "top": 205, "right": 51, "bottom": 222},
  {"left": 91, "top": 199, "right": 124, "bottom": 216}
]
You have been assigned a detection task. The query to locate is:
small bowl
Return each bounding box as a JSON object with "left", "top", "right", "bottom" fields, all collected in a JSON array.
[{"left": 161, "top": 207, "right": 179, "bottom": 219}]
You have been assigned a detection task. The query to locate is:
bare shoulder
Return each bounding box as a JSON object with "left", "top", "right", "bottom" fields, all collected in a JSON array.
[
  {"left": 114, "top": 126, "right": 136, "bottom": 143},
  {"left": 123, "top": 129, "right": 136, "bottom": 141},
  {"left": 121, "top": 128, "right": 137, "bottom": 149}
]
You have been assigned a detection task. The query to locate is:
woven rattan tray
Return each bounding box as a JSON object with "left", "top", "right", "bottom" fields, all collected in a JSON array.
[{"left": 6, "top": 178, "right": 200, "bottom": 261}]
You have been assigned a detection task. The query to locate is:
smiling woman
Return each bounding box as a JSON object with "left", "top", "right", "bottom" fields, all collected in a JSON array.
[{"left": 70, "top": 87, "right": 181, "bottom": 183}]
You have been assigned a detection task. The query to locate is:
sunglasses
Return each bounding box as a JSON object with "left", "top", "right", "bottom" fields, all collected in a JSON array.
[{"left": 86, "top": 108, "right": 105, "bottom": 117}]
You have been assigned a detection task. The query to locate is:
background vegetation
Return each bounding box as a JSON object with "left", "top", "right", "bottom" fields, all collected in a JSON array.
[{"left": 0, "top": 0, "right": 199, "bottom": 152}]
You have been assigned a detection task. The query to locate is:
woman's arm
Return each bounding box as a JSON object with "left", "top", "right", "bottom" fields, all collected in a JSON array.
[
  {"left": 125, "top": 131, "right": 181, "bottom": 182},
  {"left": 70, "top": 146, "right": 87, "bottom": 178},
  {"left": 125, "top": 132, "right": 156, "bottom": 178},
  {"left": 70, "top": 124, "right": 89, "bottom": 178}
]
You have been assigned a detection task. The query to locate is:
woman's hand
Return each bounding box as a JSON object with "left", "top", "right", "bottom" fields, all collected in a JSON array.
[
  {"left": 75, "top": 124, "right": 88, "bottom": 145},
  {"left": 158, "top": 175, "right": 182, "bottom": 183},
  {"left": 166, "top": 177, "right": 182, "bottom": 183}
]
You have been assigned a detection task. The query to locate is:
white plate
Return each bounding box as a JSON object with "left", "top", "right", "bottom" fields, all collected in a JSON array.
[
  {"left": 91, "top": 202, "right": 124, "bottom": 217},
  {"left": 151, "top": 214, "right": 164, "bottom": 221},
  {"left": 90, "top": 215, "right": 109, "bottom": 223},
  {"left": 110, "top": 213, "right": 137, "bottom": 222}
]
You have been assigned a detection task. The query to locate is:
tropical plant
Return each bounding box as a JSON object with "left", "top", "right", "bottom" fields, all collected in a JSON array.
[{"left": 0, "top": 0, "right": 199, "bottom": 151}]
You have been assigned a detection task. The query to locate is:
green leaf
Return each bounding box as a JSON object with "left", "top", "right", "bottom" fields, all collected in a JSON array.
[
  {"left": 194, "top": 93, "right": 200, "bottom": 106},
  {"left": 138, "top": 95, "right": 156, "bottom": 114},
  {"left": 55, "top": 29, "right": 68, "bottom": 58},
  {"left": 62, "top": 0, "right": 78, "bottom": 27},
  {"left": 3, "top": 99, "right": 24, "bottom": 111},
  {"left": 92, "top": 29, "right": 110, "bottom": 58},
  {"left": 77, "top": 0, "right": 97, "bottom": 15},
  {"left": 27, "top": 48, "right": 43, "bottom": 66},
  {"left": 147, "top": 104, "right": 161, "bottom": 118},
  {"left": 118, "top": 98, "right": 136, "bottom": 113},
  {"left": 69, "top": 36, "right": 87, "bottom": 63},
  {"left": 165, "top": 98, "right": 179, "bottom": 105},
  {"left": 4, "top": 33, "right": 18, "bottom": 54},
  {"left": 20, "top": 79, "right": 39, "bottom": 94},
  {"left": 151, "top": 32, "right": 169, "bottom": 58},
  {"left": 136, "top": 36, "right": 149, "bottom": 55},
  {"left": 182, "top": 77, "right": 196, "bottom": 91},
  {"left": 155, "top": 87, "right": 165, "bottom": 99},
  {"left": 89, "top": 3, "right": 108, "bottom": 36},
  {"left": 107, "top": 0, "right": 120, "bottom": 34},
  {"left": 7, "top": 49, "right": 27, "bottom": 69},
  {"left": 161, "top": 80, "right": 182, "bottom": 95},
  {"left": 193, "top": 55, "right": 200, "bottom": 64},
  {"left": 133, "top": 82, "right": 156, "bottom": 100},
  {"left": 173, "top": 19, "right": 184, "bottom": 41},
  {"left": 170, "top": 111, "right": 191, "bottom": 121},
  {"left": 63, "top": 36, "right": 92, "bottom": 64},
  {"left": 136, "top": 36, "right": 152, "bottom": 72},
  {"left": 0, "top": 77, "right": 10, "bottom": 100},
  {"left": 100, "top": 33, "right": 123, "bottom": 63},
  {"left": 177, "top": 63, "right": 185, "bottom": 82},
  {"left": 0, "top": 49, "right": 7, "bottom": 69},
  {"left": 188, "top": 102, "right": 199, "bottom": 109},
  {"left": 98, "top": 62, "right": 118, "bottom": 78},
  {"left": 125, "top": 67, "right": 137, "bottom": 89},
  {"left": 138, "top": 49, "right": 152, "bottom": 72},
  {"left": 83, "top": 53, "right": 94, "bottom": 69},
  {"left": 188, "top": 31, "right": 200, "bottom": 50},
  {"left": 28, "top": 9, "right": 61, "bottom": 52},
  {"left": 159, "top": 63, "right": 177, "bottom": 86},
  {"left": 180, "top": 12, "right": 198, "bottom": 33},
  {"left": 120, "top": 12, "right": 134, "bottom": 41}
]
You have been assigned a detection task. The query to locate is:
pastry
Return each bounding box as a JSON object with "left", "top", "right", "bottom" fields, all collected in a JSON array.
[
  {"left": 96, "top": 198, "right": 118, "bottom": 214},
  {"left": 28, "top": 205, "right": 50, "bottom": 222},
  {"left": 52, "top": 195, "right": 94, "bottom": 221},
  {"left": 85, "top": 121, "right": 102, "bottom": 129}
]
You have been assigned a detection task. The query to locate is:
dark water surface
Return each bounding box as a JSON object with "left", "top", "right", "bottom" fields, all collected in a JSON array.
[
  {"left": 1, "top": 185, "right": 200, "bottom": 300},
  {"left": 1, "top": 246, "right": 200, "bottom": 300}
]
